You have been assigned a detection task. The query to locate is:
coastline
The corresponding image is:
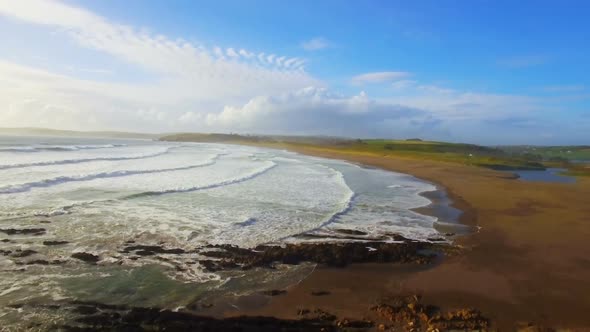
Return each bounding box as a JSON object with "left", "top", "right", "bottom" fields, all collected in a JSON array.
[
  {"left": 221, "top": 143, "right": 590, "bottom": 330},
  {"left": 4, "top": 140, "right": 589, "bottom": 330}
]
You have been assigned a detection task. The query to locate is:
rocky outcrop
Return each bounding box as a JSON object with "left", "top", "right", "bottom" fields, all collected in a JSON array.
[
  {"left": 372, "top": 295, "right": 489, "bottom": 331},
  {"left": 11, "top": 249, "right": 37, "bottom": 258},
  {"left": 0, "top": 228, "right": 46, "bottom": 236},
  {"left": 200, "top": 239, "right": 438, "bottom": 272},
  {"left": 49, "top": 301, "right": 337, "bottom": 332},
  {"left": 261, "top": 289, "right": 287, "bottom": 296},
  {"left": 43, "top": 240, "right": 69, "bottom": 246},
  {"left": 121, "top": 244, "right": 186, "bottom": 256},
  {"left": 71, "top": 252, "right": 99, "bottom": 264}
]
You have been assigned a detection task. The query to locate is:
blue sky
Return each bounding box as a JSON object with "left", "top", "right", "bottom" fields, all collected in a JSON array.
[{"left": 0, "top": 0, "right": 588, "bottom": 144}]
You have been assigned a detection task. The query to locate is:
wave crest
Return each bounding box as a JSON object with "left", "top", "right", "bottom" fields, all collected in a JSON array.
[
  {"left": 125, "top": 161, "right": 277, "bottom": 199},
  {"left": 0, "top": 154, "right": 220, "bottom": 194},
  {"left": 0, "top": 147, "right": 175, "bottom": 170},
  {"left": 0, "top": 144, "right": 127, "bottom": 153}
]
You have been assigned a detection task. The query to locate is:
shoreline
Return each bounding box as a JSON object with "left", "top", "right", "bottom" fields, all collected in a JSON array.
[
  {"left": 220, "top": 143, "right": 590, "bottom": 330},
  {"left": 3, "top": 140, "right": 590, "bottom": 330}
]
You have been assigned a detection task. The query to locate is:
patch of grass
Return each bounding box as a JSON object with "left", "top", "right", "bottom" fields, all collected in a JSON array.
[
  {"left": 319, "top": 139, "right": 545, "bottom": 170},
  {"left": 562, "top": 164, "right": 590, "bottom": 177},
  {"left": 500, "top": 145, "right": 590, "bottom": 162}
]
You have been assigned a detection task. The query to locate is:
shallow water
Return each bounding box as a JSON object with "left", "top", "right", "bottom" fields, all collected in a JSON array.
[
  {"left": 512, "top": 168, "right": 575, "bottom": 184},
  {"left": 0, "top": 135, "right": 463, "bottom": 329}
]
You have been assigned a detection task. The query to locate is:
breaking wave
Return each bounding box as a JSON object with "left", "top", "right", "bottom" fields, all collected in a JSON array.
[
  {"left": 0, "top": 154, "right": 220, "bottom": 194},
  {"left": 0, "top": 147, "right": 175, "bottom": 170},
  {"left": 125, "top": 161, "right": 277, "bottom": 199},
  {"left": 0, "top": 144, "right": 127, "bottom": 153}
]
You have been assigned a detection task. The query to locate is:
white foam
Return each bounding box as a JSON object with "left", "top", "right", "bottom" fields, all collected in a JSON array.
[
  {"left": 0, "top": 146, "right": 175, "bottom": 170},
  {"left": 0, "top": 140, "right": 446, "bottom": 311},
  {"left": 0, "top": 154, "right": 220, "bottom": 194},
  {"left": 128, "top": 160, "right": 277, "bottom": 197},
  {"left": 0, "top": 144, "right": 126, "bottom": 153}
]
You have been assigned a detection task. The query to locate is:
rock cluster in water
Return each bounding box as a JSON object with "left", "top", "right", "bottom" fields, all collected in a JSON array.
[{"left": 199, "top": 236, "right": 443, "bottom": 272}]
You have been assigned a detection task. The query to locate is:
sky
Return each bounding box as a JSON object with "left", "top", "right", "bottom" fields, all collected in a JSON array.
[{"left": 0, "top": 0, "right": 589, "bottom": 144}]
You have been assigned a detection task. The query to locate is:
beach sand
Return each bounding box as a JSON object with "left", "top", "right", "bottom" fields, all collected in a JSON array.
[{"left": 228, "top": 146, "right": 590, "bottom": 330}]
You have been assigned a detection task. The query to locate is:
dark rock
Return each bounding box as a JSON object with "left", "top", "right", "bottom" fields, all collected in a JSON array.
[
  {"left": 11, "top": 249, "right": 37, "bottom": 258},
  {"left": 71, "top": 252, "right": 99, "bottom": 263},
  {"left": 24, "top": 259, "right": 65, "bottom": 265},
  {"left": 7, "top": 304, "right": 23, "bottom": 309},
  {"left": 428, "top": 308, "right": 489, "bottom": 330},
  {"left": 43, "top": 240, "right": 69, "bottom": 246},
  {"left": 312, "top": 309, "right": 337, "bottom": 322},
  {"left": 261, "top": 289, "right": 287, "bottom": 296},
  {"left": 135, "top": 250, "right": 155, "bottom": 256},
  {"left": 371, "top": 294, "right": 489, "bottom": 331},
  {"left": 296, "top": 308, "right": 336, "bottom": 322},
  {"left": 335, "top": 229, "right": 368, "bottom": 236},
  {"left": 336, "top": 318, "right": 374, "bottom": 328},
  {"left": 198, "top": 259, "right": 240, "bottom": 272},
  {"left": 427, "top": 237, "right": 446, "bottom": 242},
  {"left": 311, "top": 290, "right": 331, "bottom": 296},
  {"left": 73, "top": 305, "right": 98, "bottom": 315},
  {"left": 121, "top": 245, "right": 185, "bottom": 256},
  {"left": 1, "top": 239, "right": 11, "bottom": 242},
  {"left": 297, "top": 309, "right": 310, "bottom": 316},
  {"left": 0, "top": 228, "right": 46, "bottom": 236},
  {"left": 56, "top": 301, "right": 336, "bottom": 332},
  {"left": 200, "top": 239, "right": 438, "bottom": 272}
]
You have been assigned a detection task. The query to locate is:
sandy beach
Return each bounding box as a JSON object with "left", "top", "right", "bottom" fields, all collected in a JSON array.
[
  {"left": 1, "top": 137, "right": 588, "bottom": 331},
  {"left": 229, "top": 145, "right": 590, "bottom": 330}
]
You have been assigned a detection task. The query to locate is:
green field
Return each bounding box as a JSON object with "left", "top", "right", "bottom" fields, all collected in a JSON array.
[
  {"left": 320, "top": 139, "right": 549, "bottom": 170},
  {"left": 499, "top": 145, "right": 590, "bottom": 162}
]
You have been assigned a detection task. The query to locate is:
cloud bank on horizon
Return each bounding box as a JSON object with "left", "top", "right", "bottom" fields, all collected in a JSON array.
[{"left": 0, "top": 0, "right": 588, "bottom": 144}]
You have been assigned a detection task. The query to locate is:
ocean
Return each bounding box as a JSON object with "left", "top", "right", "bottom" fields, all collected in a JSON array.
[{"left": 0, "top": 135, "right": 455, "bottom": 328}]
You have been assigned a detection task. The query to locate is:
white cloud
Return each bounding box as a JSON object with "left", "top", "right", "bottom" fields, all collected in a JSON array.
[
  {"left": 266, "top": 54, "right": 276, "bottom": 64},
  {"left": 0, "top": 0, "right": 321, "bottom": 131},
  {"left": 390, "top": 80, "right": 417, "bottom": 90},
  {"left": 0, "top": 1, "right": 582, "bottom": 144},
  {"left": 383, "top": 88, "right": 541, "bottom": 123},
  {"left": 301, "top": 37, "right": 330, "bottom": 51},
  {"left": 351, "top": 71, "right": 411, "bottom": 84},
  {"left": 226, "top": 48, "right": 239, "bottom": 58},
  {"left": 0, "top": 0, "right": 310, "bottom": 81},
  {"left": 204, "top": 87, "right": 429, "bottom": 137},
  {"left": 0, "top": 54, "right": 576, "bottom": 144},
  {"left": 238, "top": 49, "right": 254, "bottom": 58}
]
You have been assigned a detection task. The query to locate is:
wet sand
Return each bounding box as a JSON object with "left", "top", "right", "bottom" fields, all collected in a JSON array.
[{"left": 229, "top": 146, "right": 590, "bottom": 330}]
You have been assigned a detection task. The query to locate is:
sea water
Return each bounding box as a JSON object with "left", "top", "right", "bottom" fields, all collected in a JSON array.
[{"left": 0, "top": 135, "right": 460, "bottom": 328}]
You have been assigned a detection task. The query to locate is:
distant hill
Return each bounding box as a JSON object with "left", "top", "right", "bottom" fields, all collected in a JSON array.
[
  {"left": 160, "top": 133, "right": 353, "bottom": 145},
  {"left": 0, "top": 127, "right": 160, "bottom": 140}
]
